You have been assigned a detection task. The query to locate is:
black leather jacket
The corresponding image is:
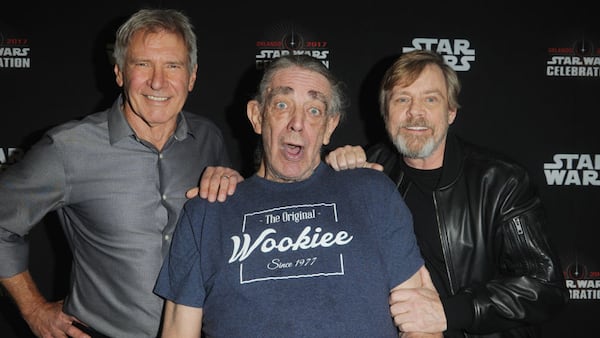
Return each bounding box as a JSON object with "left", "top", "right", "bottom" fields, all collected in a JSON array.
[{"left": 367, "top": 134, "right": 568, "bottom": 338}]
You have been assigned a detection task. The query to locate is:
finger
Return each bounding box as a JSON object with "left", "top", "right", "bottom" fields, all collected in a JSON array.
[
  {"left": 389, "top": 288, "right": 414, "bottom": 304},
  {"left": 419, "top": 266, "right": 435, "bottom": 290},
  {"left": 324, "top": 152, "right": 336, "bottom": 169},
  {"left": 226, "top": 175, "right": 241, "bottom": 197},
  {"left": 348, "top": 145, "right": 367, "bottom": 168},
  {"left": 186, "top": 187, "right": 199, "bottom": 199},
  {"left": 351, "top": 146, "right": 367, "bottom": 163},
  {"left": 393, "top": 313, "right": 413, "bottom": 332},
  {"left": 326, "top": 151, "right": 346, "bottom": 171},
  {"left": 214, "top": 169, "right": 242, "bottom": 202},
  {"left": 390, "top": 302, "right": 410, "bottom": 319},
  {"left": 216, "top": 175, "right": 231, "bottom": 202},
  {"left": 396, "top": 322, "right": 418, "bottom": 334},
  {"left": 201, "top": 167, "right": 225, "bottom": 203},
  {"left": 337, "top": 155, "right": 349, "bottom": 170},
  {"left": 65, "top": 322, "right": 91, "bottom": 338},
  {"left": 392, "top": 310, "right": 423, "bottom": 333},
  {"left": 56, "top": 310, "right": 88, "bottom": 338},
  {"left": 340, "top": 146, "right": 363, "bottom": 169},
  {"left": 326, "top": 145, "right": 364, "bottom": 171},
  {"left": 198, "top": 167, "right": 215, "bottom": 199},
  {"left": 367, "top": 162, "right": 385, "bottom": 171}
]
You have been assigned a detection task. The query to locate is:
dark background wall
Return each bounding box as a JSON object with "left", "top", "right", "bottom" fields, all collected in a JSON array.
[{"left": 1, "top": 1, "right": 598, "bottom": 336}]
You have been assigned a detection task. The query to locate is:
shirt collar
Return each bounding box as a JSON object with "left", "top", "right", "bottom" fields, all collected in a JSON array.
[{"left": 107, "top": 94, "right": 191, "bottom": 145}]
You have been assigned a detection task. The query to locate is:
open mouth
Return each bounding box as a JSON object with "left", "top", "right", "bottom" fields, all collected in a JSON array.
[{"left": 284, "top": 143, "right": 303, "bottom": 159}]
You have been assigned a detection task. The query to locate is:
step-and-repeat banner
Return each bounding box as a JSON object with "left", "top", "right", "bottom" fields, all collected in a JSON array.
[{"left": 1, "top": 1, "right": 598, "bottom": 337}]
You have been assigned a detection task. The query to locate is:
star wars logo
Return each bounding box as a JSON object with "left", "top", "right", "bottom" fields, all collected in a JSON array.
[
  {"left": 255, "top": 24, "right": 331, "bottom": 69},
  {"left": 546, "top": 40, "right": 600, "bottom": 77},
  {"left": 0, "top": 37, "right": 31, "bottom": 69},
  {"left": 566, "top": 279, "right": 600, "bottom": 299},
  {"left": 402, "top": 38, "right": 475, "bottom": 71},
  {"left": 543, "top": 154, "right": 600, "bottom": 186},
  {"left": 565, "top": 262, "right": 600, "bottom": 300},
  {"left": 255, "top": 49, "right": 330, "bottom": 69},
  {"left": 546, "top": 55, "right": 600, "bottom": 77}
]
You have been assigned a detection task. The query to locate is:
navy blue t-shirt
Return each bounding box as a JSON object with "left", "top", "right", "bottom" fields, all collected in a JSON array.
[{"left": 154, "top": 162, "right": 423, "bottom": 337}]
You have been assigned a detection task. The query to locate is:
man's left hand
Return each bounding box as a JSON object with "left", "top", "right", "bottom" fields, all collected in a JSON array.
[
  {"left": 186, "top": 166, "right": 244, "bottom": 202},
  {"left": 390, "top": 266, "right": 447, "bottom": 333}
]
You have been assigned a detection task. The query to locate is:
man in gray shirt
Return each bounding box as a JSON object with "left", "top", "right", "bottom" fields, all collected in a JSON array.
[{"left": 0, "top": 8, "right": 240, "bottom": 338}]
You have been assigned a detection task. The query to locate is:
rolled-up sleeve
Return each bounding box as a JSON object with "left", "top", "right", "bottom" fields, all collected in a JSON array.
[{"left": 0, "top": 135, "right": 66, "bottom": 278}]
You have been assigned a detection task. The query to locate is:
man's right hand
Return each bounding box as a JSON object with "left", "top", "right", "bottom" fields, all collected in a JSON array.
[
  {"left": 325, "top": 145, "right": 384, "bottom": 171},
  {"left": 1, "top": 271, "right": 90, "bottom": 338},
  {"left": 24, "top": 299, "right": 90, "bottom": 338}
]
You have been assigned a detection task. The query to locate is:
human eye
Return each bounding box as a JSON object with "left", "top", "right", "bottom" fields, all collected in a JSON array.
[
  {"left": 308, "top": 106, "right": 322, "bottom": 117},
  {"left": 424, "top": 95, "right": 440, "bottom": 104},
  {"left": 166, "top": 63, "right": 184, "bottom": 70},
  {"left": 275, "top": 101, "right": 288, "bottom": 110},
  {"left": 393, "top": 95, "right": 410, "bottom": 105}
]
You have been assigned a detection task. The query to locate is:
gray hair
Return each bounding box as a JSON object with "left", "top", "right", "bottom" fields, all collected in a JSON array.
[
  {"left": 379, "top": 49, "right": 461, "bottom": 119},
  {"left": 254, "top": 54, "right": 348, "bottom": 121},
  {"left": 113, "top": 8, "right": 198, "bottom": 74}
]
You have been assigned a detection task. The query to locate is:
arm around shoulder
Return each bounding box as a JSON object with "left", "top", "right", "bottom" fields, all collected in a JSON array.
[
  {"left": 325, "top": 145, "right": 384, "bottom": 171},
  {"left": 187, "top": 166, "right": 244, "bottom": 202}
]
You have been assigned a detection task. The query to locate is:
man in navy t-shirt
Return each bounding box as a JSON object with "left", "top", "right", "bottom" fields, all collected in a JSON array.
[{"left": 154, "top": 54, "right": 440, "bottom": 338}]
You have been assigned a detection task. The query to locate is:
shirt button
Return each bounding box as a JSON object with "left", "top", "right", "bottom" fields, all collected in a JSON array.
[
  {"left": 162, "top": 194, "right": 167, "bottom": 200},
  {"left": 164, "top": 234, "right": 170, "bottom": 241},
  {"left": 159, "top": 153, "right": 163, "bottom": 159}
]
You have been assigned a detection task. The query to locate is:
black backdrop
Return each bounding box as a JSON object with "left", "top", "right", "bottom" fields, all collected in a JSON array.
[{"left": 1, "top": 1, "right": 598, "bottom": 337}]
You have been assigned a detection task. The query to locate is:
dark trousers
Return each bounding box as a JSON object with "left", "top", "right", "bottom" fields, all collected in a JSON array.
[{"left": 71, "top": 321, "right": 112, "bottom": 338}]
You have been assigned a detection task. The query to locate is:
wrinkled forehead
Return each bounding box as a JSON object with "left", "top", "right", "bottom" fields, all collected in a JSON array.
[{"left": 268, "top": 67, "right": 332, "bottom": 100}]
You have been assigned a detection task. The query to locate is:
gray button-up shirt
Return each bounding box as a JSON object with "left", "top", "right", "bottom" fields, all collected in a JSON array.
[{"left": 0, "top": 95, "right": 231, "bottom": 337}]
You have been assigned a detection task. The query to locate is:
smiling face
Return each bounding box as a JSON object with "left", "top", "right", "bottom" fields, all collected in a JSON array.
[
  {"left": 247, "top": 66, "right": 340, "bottom": 182},
  {"left": 114, "top": 29, "right": 197, "bottom": 133},
  {"left": 386, "top": 64, "right": 456, "bottom": 169}
]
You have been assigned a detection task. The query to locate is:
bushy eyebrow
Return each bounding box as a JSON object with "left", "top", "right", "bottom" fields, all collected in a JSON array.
[
  {"left": 308, "top": 89, "right": 328, "bottom": 105},
  {"left": 264, "top": 86, "right": 330, "bottom": 115},
  {"left": 267, "top": 87, "right": 328, "bottom": 104},
  {"left": 265, "top": 86, "right": 292, "bottom": 103},
  {"left": 392, "top": 88, "right": 444, "bottom": 97}
]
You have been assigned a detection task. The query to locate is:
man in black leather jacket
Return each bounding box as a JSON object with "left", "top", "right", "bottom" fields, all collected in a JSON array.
[{"left": 325, "top": 49, "right": 568, "bottom": 337}]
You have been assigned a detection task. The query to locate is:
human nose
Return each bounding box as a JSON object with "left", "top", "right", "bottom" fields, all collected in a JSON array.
[
  {"left": 149, "top": 68, "right": 165, "bottom": 90},
  {"left": 407, "top": 100, "right": 425, "bottom": 117},
  {"left": 288, "top": 109, "right": 305, "bottom": 132}
]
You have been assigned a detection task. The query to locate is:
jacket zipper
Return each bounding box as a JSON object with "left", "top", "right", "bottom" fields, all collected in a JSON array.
[{"left": 512, "top": 216, "right": 524, "bottom": 235}]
